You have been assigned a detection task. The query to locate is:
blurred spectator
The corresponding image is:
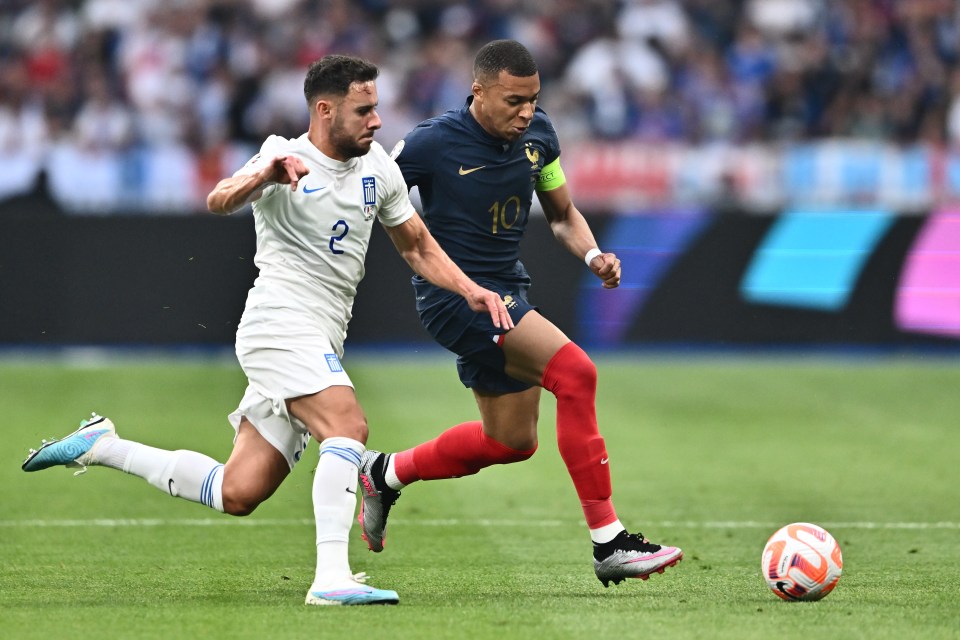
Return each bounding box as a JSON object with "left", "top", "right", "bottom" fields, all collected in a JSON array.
[
  {"left": 72, "top": 72, "right": 134, "bottom": 151},
  {"left": 0, "top": 60, "right": 49, "bottom": 157},
  {"left": 404, "top": 34, "right": 471, "bottom": 119},
  {"left": 619, "top": 0, "right": 691, "bottom": 56},
  {"left": 746, "top": 0, "right": 818, "bottom": 38}
]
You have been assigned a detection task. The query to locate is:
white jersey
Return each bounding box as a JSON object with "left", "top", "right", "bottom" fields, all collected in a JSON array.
[{"left": 235, "top": 134, "right": 415, "bottom": 355}]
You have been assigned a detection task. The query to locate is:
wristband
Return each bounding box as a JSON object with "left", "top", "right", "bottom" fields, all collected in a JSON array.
[{"left": 584, "top": 248, "right": 602, "bottom": 267}]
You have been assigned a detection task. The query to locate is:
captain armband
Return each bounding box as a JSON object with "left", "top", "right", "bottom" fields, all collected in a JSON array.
[{"left": 535, "top": 157, "right": 567, "bottom": 192}]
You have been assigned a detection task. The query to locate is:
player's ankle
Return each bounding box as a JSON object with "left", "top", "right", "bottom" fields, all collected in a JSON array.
[{"left": 589, "top": 520, "right": 625, "bottom": 544}]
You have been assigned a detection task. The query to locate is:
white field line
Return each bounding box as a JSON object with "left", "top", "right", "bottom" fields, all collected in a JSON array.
[{"left": 0, "top": 518, "right": 957, "bottom": 529}]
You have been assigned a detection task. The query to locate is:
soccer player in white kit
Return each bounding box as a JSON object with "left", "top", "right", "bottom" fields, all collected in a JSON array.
[{"left": 21, "top": 55, "right": 512, "bottom": 606}]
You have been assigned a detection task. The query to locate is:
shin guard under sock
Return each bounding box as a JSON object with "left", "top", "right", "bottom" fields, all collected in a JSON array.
[
  {"left": 313, "top": 437, "right": 364, "bottom": 585},
  {"left": 118, "top": 442, "right": 225, "bottom": 512},
  {"left": 542, "top": 342, "right": 618, "bottom": 529}
]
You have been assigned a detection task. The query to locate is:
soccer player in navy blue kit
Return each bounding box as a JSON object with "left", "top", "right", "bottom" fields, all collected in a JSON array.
[{"left": 358, "top": 40, "right": 682, "bottom": 586}]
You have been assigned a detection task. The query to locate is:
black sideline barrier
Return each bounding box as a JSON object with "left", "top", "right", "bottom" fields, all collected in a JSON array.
[{"left": 3, "top": 197, "right": 957, "bottom": 350}]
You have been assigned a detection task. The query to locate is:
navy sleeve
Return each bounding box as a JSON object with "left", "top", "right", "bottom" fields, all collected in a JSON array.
[
  {"left": 539, "top": 108, "right": 562, "bottom": 164},
  {"left": 394, "top": 121, "right": 438, "bottom": 190}
]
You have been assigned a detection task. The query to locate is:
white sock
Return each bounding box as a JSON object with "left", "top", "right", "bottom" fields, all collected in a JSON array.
[
  {"left": 312, "top": 437, "right": 364, "bottom": 586},
  {"left": 96, "top": 438, "right": 224, "bottom": 512},
  {"left": 590, "top": 520, "right": 626, "bottom": 544},
  {"left": 384, "top": 454, "right": 406, "bottom": 491}
]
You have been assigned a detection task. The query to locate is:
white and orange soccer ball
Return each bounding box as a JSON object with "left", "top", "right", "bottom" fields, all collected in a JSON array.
[{"left": 761, "top": 522, "right": 843, "bottom": 601}]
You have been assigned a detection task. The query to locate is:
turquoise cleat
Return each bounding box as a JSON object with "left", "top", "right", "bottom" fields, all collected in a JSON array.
[
  {"left": 22, "top": 413, "right": 116, "bottom": 475},
  {"left": 305, "top": 574, "right": 399, "bottom": 606}
]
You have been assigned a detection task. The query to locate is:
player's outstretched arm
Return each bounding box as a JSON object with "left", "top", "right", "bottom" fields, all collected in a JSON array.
[
  {"left": 384, "top": 212, "right": 514, "bottom": 330},
  {"left": 207, "top": 155, "right": 309, "bottom": 215},
  {"left": 538, "top": 183, "right": 621, "bottom": 289}
]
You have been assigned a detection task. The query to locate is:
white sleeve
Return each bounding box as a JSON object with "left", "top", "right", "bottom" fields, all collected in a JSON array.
[
  {"left": 232, "top": 135, "right": 286, "bottom": 177},
  {"left": 376, "top": 154, "right": 415, "bottom": 228}
]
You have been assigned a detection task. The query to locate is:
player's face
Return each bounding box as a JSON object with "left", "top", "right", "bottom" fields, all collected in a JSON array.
[
  {"left": 472, "top": 71, "right": 540, "bottom": 141},
  {"left": 329, "top": 80, "right": 382, "bottom": 159}
]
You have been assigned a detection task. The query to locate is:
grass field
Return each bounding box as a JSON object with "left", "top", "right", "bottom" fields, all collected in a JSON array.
[{"left": 1, "top": 353, "right": 958, "bottom": 639}]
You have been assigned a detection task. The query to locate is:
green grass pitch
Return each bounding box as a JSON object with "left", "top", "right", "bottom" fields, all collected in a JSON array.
[{"left": 1, "top": 354, "right": 958, "bottom": 639}]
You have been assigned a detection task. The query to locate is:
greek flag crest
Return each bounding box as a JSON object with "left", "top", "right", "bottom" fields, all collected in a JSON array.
[{"left": 362, "top": 177, "right": 376, "bottom": 219}]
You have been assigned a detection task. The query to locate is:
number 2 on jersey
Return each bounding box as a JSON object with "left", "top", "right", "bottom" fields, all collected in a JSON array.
[{"left": 329, "top": 220, "right": 349, "bottom": 254}]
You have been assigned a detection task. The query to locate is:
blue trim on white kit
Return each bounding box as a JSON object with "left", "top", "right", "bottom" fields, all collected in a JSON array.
[
  {"left": 319, "top": 445, "right": 362, "bottom": 467},
  {"left": 201, "top": 464, "right": 224, "bottom": 508}
]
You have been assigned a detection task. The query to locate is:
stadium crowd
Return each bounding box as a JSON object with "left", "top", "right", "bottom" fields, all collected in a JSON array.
[{"left": 2, "top": 0, "right": 960, "bottom": 210}]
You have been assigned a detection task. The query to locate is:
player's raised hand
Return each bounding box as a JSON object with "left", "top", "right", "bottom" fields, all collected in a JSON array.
[
  {"left": 589, "top": 252, "right": 621, "bottom": 289},
  {"left": 265, "top": 155, "right": 310, "bottom": 191},
  {"left": 208, "top": 154, "right": 310, "bottom": 214},
  {"left": 465, "top": 286, "right": 515, "bottom": 331}
]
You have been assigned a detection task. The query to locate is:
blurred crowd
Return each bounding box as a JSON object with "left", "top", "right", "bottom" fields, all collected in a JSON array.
[{"left": 3, "top": 0, "right": 960, "bottom": 204}]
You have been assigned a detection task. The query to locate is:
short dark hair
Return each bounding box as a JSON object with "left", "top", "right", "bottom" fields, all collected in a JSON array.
[
  {"left": 303, "top": 55, "right": 379, "bottom": 104},
  {"left": 473, "top": 40, "right": 538, "bottom": 83}
]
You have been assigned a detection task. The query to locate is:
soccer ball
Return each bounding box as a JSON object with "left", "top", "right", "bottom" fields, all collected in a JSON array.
[{"left": 761, "top": 522, "right": 843, "bottom": 601}]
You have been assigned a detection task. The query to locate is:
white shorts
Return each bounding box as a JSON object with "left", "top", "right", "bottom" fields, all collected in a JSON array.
[{"left": 228, "top": 308, "right": 354, "bottom": 469}]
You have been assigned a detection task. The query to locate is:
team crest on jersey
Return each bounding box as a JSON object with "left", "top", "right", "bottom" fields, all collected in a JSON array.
[
  {"left": 525, "top": 143, "right": 544, "bottom": 184},
  {"left": 325, "top": 353, "right": 343, "bottom": 373},
  {"left": 362, "top": 177, "right": 376, "bottom": 219},
  {"left": 525, "top": 145, "right": 539, "bottom": 165}
]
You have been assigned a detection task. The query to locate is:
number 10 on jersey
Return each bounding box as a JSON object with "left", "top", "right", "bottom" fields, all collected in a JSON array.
[{"left": 489, "top": 196, "right": 522, "bottom": 234}]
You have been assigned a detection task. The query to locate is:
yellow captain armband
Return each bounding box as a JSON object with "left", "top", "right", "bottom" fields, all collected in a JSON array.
[{"left": 535, "top": 157, "right": 566, "bottom": 192}]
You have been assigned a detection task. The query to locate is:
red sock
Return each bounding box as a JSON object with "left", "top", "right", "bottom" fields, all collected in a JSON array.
[
  {"left": 541, "top": 342, "right": 618, "bottom": 529},
  {"left": 393, "top": 421, "right": 536, "bottom": 484}
]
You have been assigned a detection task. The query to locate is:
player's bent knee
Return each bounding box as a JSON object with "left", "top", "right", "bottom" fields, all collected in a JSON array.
[
  {"left": 507, "top": 433, "right": 538, "bottom": 453},
  {"left": 220, "top": 480, "right": 270, "bottom": 516},
  {"left": 221, "top": 493, "right": 262, "bottom": 517},
  {"left": 487, "top": 435, "right": 537, "bottom": 466},
  {"left": 350, "top": 420, "right": 369, "bottom": 444},
  {"left": 543, "top": 342, "right": 597, "bottom": 395},
  {"left": 568, "top": 347, "right": 597, "bottom": 387},
  {"left": 508, "top": 443, "right": 537, "bottom": 463},
  {"left": 310, "top": 417, "right": 368, "bottom": 444},
  {"left": 483, "top": 419, "right": 538, "bottom": 452}
]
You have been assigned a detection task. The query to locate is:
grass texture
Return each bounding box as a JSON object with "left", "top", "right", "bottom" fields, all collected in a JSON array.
[{"left": 1, "top": 354, "right": 958, "bottom": 639}]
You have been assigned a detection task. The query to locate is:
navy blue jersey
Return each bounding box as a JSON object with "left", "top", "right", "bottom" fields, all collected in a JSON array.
[{"left": 394, "top": 98, "right": 561, "bottom": 282}]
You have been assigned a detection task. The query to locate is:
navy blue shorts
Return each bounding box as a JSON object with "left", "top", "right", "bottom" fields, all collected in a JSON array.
[{"left": 414, "top": 276, "right": 537, "bottom": 393}]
